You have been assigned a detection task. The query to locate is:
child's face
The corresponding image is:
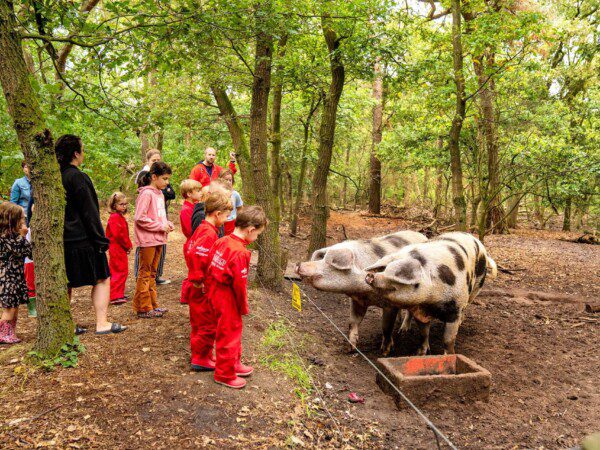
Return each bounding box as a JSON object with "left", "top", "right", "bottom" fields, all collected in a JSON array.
[
  {"left": 222, "top": 174, "right": 233, "bottom": 187},
  {"left": 214, "top": 210, "right": 231, "bottom": 227},
  {"left": 148, "top": 154, "right": 161, "bottom": 165},
  {"left": 245, "top": 225, "right": 265, "bottom": 243},
  {"left": 189, "top": 188, "right": 203, "bottom": 203},
  {"left": 19, "top": 216, "right": 27, "bottom": 235},
  {"left": 152, "top": 173, "right": 170, "bottom": 191},
  {"left": 115, "top": 199, "right": 128, "bottom": 214}
]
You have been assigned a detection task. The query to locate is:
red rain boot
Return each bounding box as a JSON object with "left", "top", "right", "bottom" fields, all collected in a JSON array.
[
  {"left": 235, "top": 362, "right": 254, "bottom": 377},
  {"left": 214, "top": 376, "right": 247, "bottom": 389}
]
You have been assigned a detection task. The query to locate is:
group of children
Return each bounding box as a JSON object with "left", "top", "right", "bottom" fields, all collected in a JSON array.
[{"left": 101, "top": 154, "right": 264, "bottom": 389}]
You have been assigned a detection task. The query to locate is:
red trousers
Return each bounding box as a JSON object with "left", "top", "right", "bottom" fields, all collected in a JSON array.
[
  {"left": 224, "top": 221, "right": 235, "bottom": 236},
  {"left": 109, "top": 245, "right": 129, "bottom": 301},
  {"left": 24, "top": 262, "right": 36, "bottom": 298},
  {"left": 189, "top": 286, "right": 217, "bottom": 365},
  {"left": 212, "top": 285, "right": 243, "bottom": 382},
  {"left": 181, "top": 243, "right": 191, "bottom": 304}
]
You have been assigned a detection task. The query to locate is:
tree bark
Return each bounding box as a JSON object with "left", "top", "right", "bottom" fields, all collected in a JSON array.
[
  {"left": 506, "top": 194, "right": 520, "bottom": 228},
  {"left": 211, "top": 85, "right": 255, "bottom": 203},
  {"left": 562, "top": 197, "right": 572, "bottom": 231},
  {"left": 0, "top": 0, "right": 74, "bottom": 357},
  {"left": 448, "top": 0, "right": 467, "bottom": 231},
  {"left": 290, "top": 97, "right": 319, "bottom": 236},
  {"left": 307, "top": 15, "right": 345, "bottom": 256},
  {"left": 473, "top": 50, "right": 506, "bottom": 235},
  {"left": 368, "top": 59, "right": 383, "bottom": 214},
  {"left": 269, "top": 35, "right": 288, "bottom": 225},
  {"left": 249, "top": 2, "right": 282, "bottom": 289}
]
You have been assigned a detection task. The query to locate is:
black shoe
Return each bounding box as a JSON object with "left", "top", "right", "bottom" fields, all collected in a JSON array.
[
  {"left": 156, "top": 278, "right": 171, "bottom": 285},
  {"left": 75, "top": 325, "right": 87, "bottom": 335}
]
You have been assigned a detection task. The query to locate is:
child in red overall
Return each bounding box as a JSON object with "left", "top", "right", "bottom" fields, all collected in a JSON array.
[
  {"left": 179, "top": 179, "right": 206, "bottom": 305},
  {"left": 106, "top": 192, "right": 133, "bottom": 304},
  {"left": 207, "top": 206, "right": 267, "bottom": 389},
  {"left": 185, "top": 191, "right": 232, "bottom": 370}
]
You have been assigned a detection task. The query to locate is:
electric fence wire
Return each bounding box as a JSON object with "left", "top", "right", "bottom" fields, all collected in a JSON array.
[
  {"left": 252, "top": 241, "right": 458, "bottom": 450},
  {"left": 251, "top": 260, "right": 345, "bottom": 438}
]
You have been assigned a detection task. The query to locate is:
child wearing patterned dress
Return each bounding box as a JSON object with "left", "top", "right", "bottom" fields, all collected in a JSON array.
[{"left": 0, "top": 202, "right": 32, "bottom": 344}]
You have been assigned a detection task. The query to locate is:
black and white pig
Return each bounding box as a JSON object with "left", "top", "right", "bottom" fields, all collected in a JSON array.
[
  {"left": 364, "top": 232, "right": 497, "bottom": 355},
  {"left": 295, "top": 230, "right": 428, "bottom": 355}
]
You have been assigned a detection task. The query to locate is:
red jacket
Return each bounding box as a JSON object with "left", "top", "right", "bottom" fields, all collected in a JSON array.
[
  {"left": 186, "top": 220, "right": 219, "bottom": 284},
  {"left": 180, "top": 200, "right": 194, "bottom": 240},
  {"left": 106, "top": 212, "right": 133, "bottom": 251},
  {"left": 206, "top": 234, "right": 251, "bottom": 315},
  {"left": 189, "top": 161, "right": 237, "bottom": 187}
]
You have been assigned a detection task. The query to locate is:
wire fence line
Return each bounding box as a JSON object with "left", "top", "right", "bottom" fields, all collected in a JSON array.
[{"left": 252, "top": 241, "right": 459, "bottom": 450}]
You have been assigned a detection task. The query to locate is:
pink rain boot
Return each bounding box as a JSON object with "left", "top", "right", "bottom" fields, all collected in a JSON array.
[
  {"left": 0, "top": 321, "right": 8, "bottom": 343},
  {"left": 1, "top": 320, "right": 21, "bottom": 344}
]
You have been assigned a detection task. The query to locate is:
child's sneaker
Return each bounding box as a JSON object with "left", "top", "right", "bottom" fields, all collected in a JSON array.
[
  {"left": 154, "top": 307, "right": 168, "bottom": 313},
  {"left": 137, "top": 310, "right": 163, "bottom": 319},
  {"left": 215, "top": 377, "right": 247, "bottom": 389},
  {"left": 110, "top": 298, "right": 127, "bottom": 305},
  {"left": 235, "top": 363, "right": 254, "bottom": 377},
  {"left": 191, "top": 358, "right": 216, "bottom": 371}
]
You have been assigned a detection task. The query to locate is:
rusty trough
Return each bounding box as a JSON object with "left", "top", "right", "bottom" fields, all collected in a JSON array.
[{"left": 376, "top": 354, "right": 491, "bottom": 409}]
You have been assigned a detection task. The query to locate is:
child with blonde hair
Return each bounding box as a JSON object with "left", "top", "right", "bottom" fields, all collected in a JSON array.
[
  {"left": 106, "top": 192, "right": 133, "bottom": 305},
  {"left": 179, "top": 179, "right": 205, "bottom": 305},
  {"left": 0, "top": 203, "right": 31, "bottom": 344},
  {"left": 218, "top": 169, "right": 243, "bottom": 235}
]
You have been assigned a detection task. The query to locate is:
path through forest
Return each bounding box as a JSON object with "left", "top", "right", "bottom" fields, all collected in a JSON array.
[{"left": 0, "top": 210, "right": 598, "bottom": 449}]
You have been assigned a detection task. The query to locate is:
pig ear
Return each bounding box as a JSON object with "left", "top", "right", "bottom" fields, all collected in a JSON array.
[
  {"left": 364, "top": 259, "right": 388, "bottom": 273},
  {"left": 325, "top": 248, "right": 354, "bottom": 271},
  {"left": 387, "top": 259, "right": 423, "bottom": 285}
]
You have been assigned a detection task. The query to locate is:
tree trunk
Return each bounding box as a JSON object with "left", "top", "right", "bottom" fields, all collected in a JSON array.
[
  {"left": 0, "top": 0, "right": 74, "bottom": 358},
  {"left": 368, "top": 59, "right": 383, "bottom": 214},
  {"left": 139, "top": 128, "right": 150, "bottom": 162},
  {"left": 506, "top": 194, "right": 520, "bottom": 228},
  {"left": 307, "top": 16, "right": 345, "bottom": 256},
  {"left": 249, "top": 3, "right": 282, "bottom": 289},
  {"left": 562, "top": 197, "right": 572, "bottom": 231},
  {"left": 433, "top": 165, "right": 444, "bottom": 219},
  {"left": 341, "top": 145, "right": 351, "bottom": 209},
  {"left": 290, "top": 98, "right": 318, "bottom": 236},
  {"left": 473, "top": 50, "right": 506, "bottom": 235},
  {"left": 448, "top": 0, "right": 467, "bottom": 231},
  {"left": 154, "top": 130, "right": 164, "bottom": 152},
  {"left": 269, "top": 35, "right": 288, "bottom": 226},
  {"left": 211, "top": 85, "right": 255, "bottom": 203}
]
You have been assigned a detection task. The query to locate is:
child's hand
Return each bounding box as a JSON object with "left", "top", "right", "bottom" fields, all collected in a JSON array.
[
  {"left": 167, "top": 222, "right": 175, "bottom": 232},
  {"left": 127, "top": 248, "right": 132, "bottom": 254},
  {"left": 193, "top": 282, "right": 205, "bottom": 293},
  {"left": 19, "top": 221, "right": 28, "bottom": 237}
]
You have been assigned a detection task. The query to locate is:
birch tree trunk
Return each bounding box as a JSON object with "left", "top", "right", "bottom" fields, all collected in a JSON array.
[{"left": 368, "top": 59, "right": 383, "bottom": 214}]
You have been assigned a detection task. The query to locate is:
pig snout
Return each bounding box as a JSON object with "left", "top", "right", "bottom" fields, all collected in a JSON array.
[
  {"left": 365, "top": 272, "right": 387, "bottom": 290},
  {"left": 296, "top": 261, "right": 319, "bottom": 279},
  {"left": 365, "top": 273, "right": 376, "bottom": 286}
]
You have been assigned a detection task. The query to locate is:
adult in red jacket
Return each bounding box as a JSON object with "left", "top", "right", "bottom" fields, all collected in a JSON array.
[
  {"left": 207, "top": 206, "right": 267, "bottom": 389},
  {"left": 185, "top": 193, "right": 232, "bottom": 370},
  {"left": 105, "top": 194, "right": 133, "bottom": 304},
  {"left": 189, "top": 147, "right": 237, "bottom": 187}
]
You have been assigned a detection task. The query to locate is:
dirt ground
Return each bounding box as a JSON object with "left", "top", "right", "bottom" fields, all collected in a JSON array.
[{"left": 1, "top": 209, "right": 598, "bottom": 449}]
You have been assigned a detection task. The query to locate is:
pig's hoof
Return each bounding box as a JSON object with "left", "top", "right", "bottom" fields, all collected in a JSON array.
[
  {"left": 345, "top": 342, "right": 357, "bottom": 354},
  {"left": 380, "top": 340, "right": 393, "bottom": 356},
  {"left": 416, "top": 346, "right": 429, "bottom": 356}
]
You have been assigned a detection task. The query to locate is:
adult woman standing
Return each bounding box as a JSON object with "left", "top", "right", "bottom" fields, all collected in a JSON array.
[{"left": 55, "top": 134, "right": 126, "bottom": 334}]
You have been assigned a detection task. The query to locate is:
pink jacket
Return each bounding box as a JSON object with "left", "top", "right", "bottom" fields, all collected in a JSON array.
[{"left": 134, "top": 186, "right": 174, "bottom": 247}]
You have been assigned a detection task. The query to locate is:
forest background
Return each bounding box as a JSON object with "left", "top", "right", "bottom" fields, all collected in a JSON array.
[{"left": 0, "top": 0, "right": 598, "bottom": 356}]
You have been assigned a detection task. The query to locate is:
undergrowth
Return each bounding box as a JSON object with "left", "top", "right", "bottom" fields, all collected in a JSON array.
[
  {"left": 259, "top": 320, "right": 313, "bottom": 399},
  {"left": 28, "top": 336, "right": 85, "bottom": 371}
]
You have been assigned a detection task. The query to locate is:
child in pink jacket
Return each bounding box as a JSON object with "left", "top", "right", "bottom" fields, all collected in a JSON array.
[{"left": 133, "top": 162, "right": 175, "bottom": 318}]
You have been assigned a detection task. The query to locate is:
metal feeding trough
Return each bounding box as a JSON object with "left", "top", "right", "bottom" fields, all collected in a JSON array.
[{"left": 376, "top": 354, "right": 491, "bottom": 408}]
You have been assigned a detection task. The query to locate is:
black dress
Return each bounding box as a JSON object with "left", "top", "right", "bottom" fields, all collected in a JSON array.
[
  {"left": 0, "top": 234, "right": 32, "bottom": 308},
  {"left": 60, "top": 165, "right": 110, "bottom": 288}
]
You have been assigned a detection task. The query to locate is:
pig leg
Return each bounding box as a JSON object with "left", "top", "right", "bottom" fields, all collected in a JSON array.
[
  {"left": 381, "top": 307, "right": 399, "bottom": 356},
  {"left": 399, "top": 309, "right": 412, "bottom": 332},
  {"left": 348, "top": 300, "right": 368, "bottom": 352},
  {"left": 442, "top": 314, "right": 463, "bottom": 354},
  {"left": 414, "top": 319, "right": 431, "bottom": 356}
]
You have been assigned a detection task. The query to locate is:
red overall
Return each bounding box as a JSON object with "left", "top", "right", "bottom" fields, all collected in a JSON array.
[
  {"left": 189, "top": 161, "right": 237, "bottom": 187},
  {"left": 106, "top": 212, "right": 133, "bottom": 301},
  {"left": 206, "top": 234, "right": 251, "bottom": 383},
  {"left": 223, "top": 220, "right": 236, "bottom": 236},
  {"left": 179, "top": 200, "right": 195, "bottom": 304},
  {"left": 185, "top": 220, "right": 219, "bottom": 365},
  {"left": 24, "top": 262, "right": 35, "bottom": 298}
]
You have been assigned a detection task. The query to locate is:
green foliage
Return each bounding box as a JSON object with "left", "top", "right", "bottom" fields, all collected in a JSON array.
[{"left": 28, "top": 337, "right": 85, "bottom": 371}]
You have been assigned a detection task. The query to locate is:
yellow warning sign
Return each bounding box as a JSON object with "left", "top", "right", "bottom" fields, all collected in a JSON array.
[{"left": 292, "top": 283, "right": 302, "bottom": 312}]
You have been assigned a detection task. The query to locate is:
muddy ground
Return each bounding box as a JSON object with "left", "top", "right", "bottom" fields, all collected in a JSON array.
[{"left": 0, "top": 209, "right": 598, "bottom": 449}]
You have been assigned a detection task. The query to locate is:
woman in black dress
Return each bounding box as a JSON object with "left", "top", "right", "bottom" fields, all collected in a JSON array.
[{"left": 55, "top": 134, "right": 126, "bottom": 334}]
